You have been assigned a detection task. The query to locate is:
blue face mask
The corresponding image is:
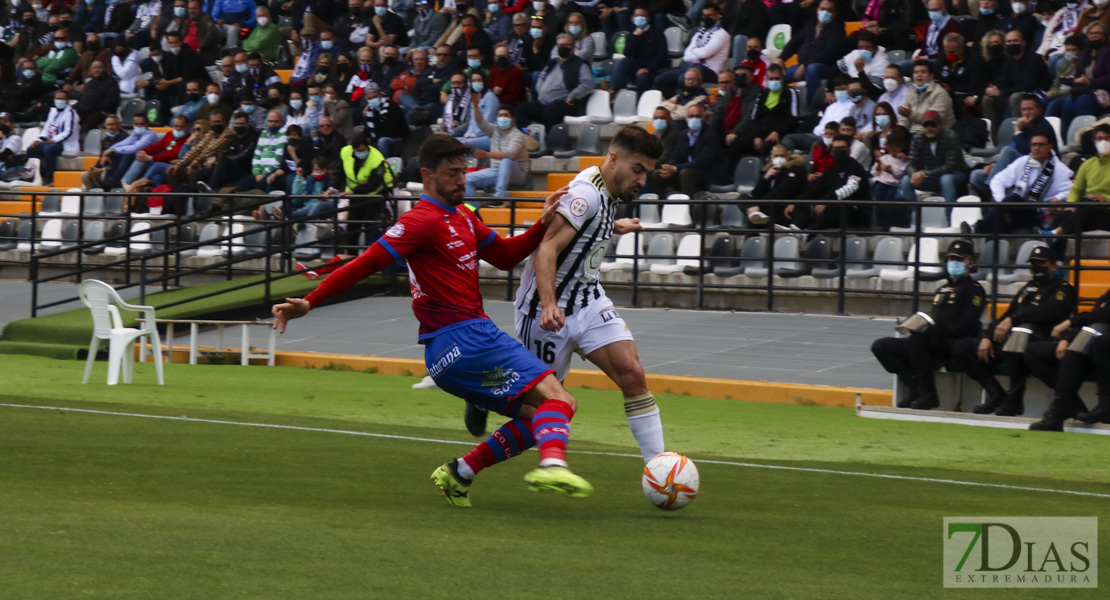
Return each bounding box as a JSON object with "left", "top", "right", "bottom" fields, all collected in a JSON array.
[
  {"left": 54, "top": 99, "right": 67, "bottom": 110},
  {"left": 1064, "top": 52, "right": 1077, "bottom": 61},
  {"left": 929, "top": 10, "right": 943, "bottom": 22},
  {"left": 875, "top": 114, "right": 890, "bottom": 128},
  {"left": 354, "top": 150, "right": 369, "bottom": 160},
  {"left": 310, "top": 95, "right": 323, "bottom": 103},
  {"left": 241, "top": 104, "right": 255, "bottom": 114},
  {"left": 497, "top": 116, "right": 511, "bottom": 129},
  {"left": 467, "top": 59, "right": 481, "bottom": 69},
  {"left": 368, "top": 97, "right": 382, "bottom": 110},
  {"left": 817, "top": 10, "right": 832, "bottom": 24},
  {"left": 54, "top": 41, "right": 68, "bottom": 50},
  {"left": 236, "top": 64, "right": 248, "bottom": 73},
  {"left": 174, "top": 6, "right": 186, "bottom": 17},
  {"left": 375, "top": 6, "right": 387, "bottom": 16},
  {"left": 471, "top": 82, "right": 484, "bottom": 93},
  {"left": 530, "top": 27, "right": 543, "bottom": 39},
  {"left": 290, "top": 99, "right": 304, "bottom": 110},
  {"left": 834, "top": 90, "right": 850, "bottom": 103},
  {"left": 914, "top": 82, "right": 930, "bottom": 91},
  {"left": 858, "top": 49, "right": 873, "bottom": 62},
  {"left": 173, "top": 129, "right": 187, "bottom": 139},
  {"left": 767, "top": 79, "right": 782, "bottom": 92},
  {"left": 22, "top": 69, "right": 34, "bottom": 79},
  {"left": 321, "top": 40, "right": 334, "bottom": 50},
  {"left": 653, "top": 118, "right": 667, "bottom": 133},
  {"left": 568, "top": 25, "right": 582, "bottom": 36},
  {"left": 489, "top": 3, "right": 500, "bottom": 12},
  {"left": 687, "top": 117, "right": 702, "bottom": 132},
  {"left": 134, "top": 126, "right": 148, "bottom": 135},
  {"left": 947, "top": 260, "right": 967, "bottom": 278},
  {"left": 633, "top": 16, "right": 648, "bottom": 28}
]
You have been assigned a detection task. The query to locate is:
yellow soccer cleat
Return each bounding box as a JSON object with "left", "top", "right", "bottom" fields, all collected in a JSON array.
[
  {"left": 524, "top": 466, "right": 594, "bottom": 498},
  {"left": 430, "top": 460, "right": 472, "bottom": 508}
]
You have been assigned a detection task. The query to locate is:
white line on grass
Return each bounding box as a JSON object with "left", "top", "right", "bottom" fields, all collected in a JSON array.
[{"left": 5, "top": 402, "right": 1110, "bottom": 500}]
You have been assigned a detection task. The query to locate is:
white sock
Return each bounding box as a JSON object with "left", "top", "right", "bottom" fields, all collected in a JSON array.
[
  {"left": 538, "top": 458, "right": 567, "bottom": 468},
  {"left": 456, "top": 457, "right": 476, "bottom": 480},
  {"left": 627, "top": 407, "right": 665, "bottom": 463}
]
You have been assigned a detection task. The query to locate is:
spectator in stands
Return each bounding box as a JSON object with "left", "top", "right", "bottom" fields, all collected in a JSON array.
[
  {"left": 194, "top": 111, "right": 260, "bottom": 191},
  {"left": 111, "top": 42, "right": 142, "bottom": 96},
  {"left": 289, "top": 30, "right": 321, "bottom": 89},
  {"left": 1038, "top": 0, "right": 1089, "bottom": 66},
  {"left": 457, "top": 71, "right": 499, "bottom": 150},
  {"left": 322, "top": 84, "right": 355, "bottom": 141},
  {"left": 74, "top": 60, "right": 119, "bottom": 133},
  {"left": 554, "top": 12, "right": 593, "bottom": 62},
  {"left": 245, "top": 52, "right": 282, "bottom": 101},
  {"left": 964, "top": 132, "right": 1074, "bottom": 235},
  {"left": 898, "top": 60, "right": 954, "bottom": 133},
  {"left": 954, "top": 246, "right": 1076, "bottom": 416},
  {"left": 875, "top": 64, "right": 908, "bottom": 113},
  {"left": 839, "top": 116, "right": 871, "bottom": 170},
  {"left": 910, "top": 0, "right": 960, "bottom": 66},
  {"left": 369, "top": 0, "right": 412, "bottom": 50},
  {"left": 237, "top": 91, "right": 267, "bottom": 130},
  {"left": 517, "top": 33, "right": 593, "bottom": 128},
  {"left": 648, "top": 103, "right": 726, "bottom": 197},
  {"left": 124, "top": 0, "right": 163, "bottom": 51},
  {"left": 303, "top": 84, "right": 325, "bottom": 132},
  {"left": 26, "top": 90, "right": 79, "bottom": 186},
  {"left": 818, "top": 75, "right": 877, "bottom": 135},
  {"left": 13, "top": 8, "right": 50, "bottom": 60},
  {"left": 8, "top": 60, "right": 45, "bottom": 116},
  {"left": 936, "top": 33, "right": 981, "bottom": 113},
  {"left": 78, "top": 114, "right": 124, "bottom": 188},
  {"left": 1046, "top": 125, "right": 1110, "bottom": 236},
  {"left": 177, "top": 81, "right": 207, "bottom": 122},
  {"left": 871, "top": 240, "right": 986, "bottom": 410},
  {"left": 970, "top": 94, "right": 1057, "bottom": 196},
  {"left": 661, "top": 68, "right": 708, "bottom": 122},
  {"left": 500, "top": 13, "right": 531, "bottom": 69},
  {"left": 55, "top": 7, "right": 85, "bottom": 53},
  {"left": 838, "top": 30, "right": 889, "bottom": 88},
  {"left": 87, "top": 113, "right": 161, "bottom": 188},
  {"left": 464, "top": 103, "right": 530, "bottom": 199},
  {"left": 737, "top": 37, "right": 771, "bottom": 88},
  {"left": 285, "top": 91, "right": 309, "bottom": 128},
  {"left": 0, "top": 123, "right": 29, "bottom": 182},
  {"left": 744, "top": 143, "right": 807, "bottom": 228},
  {"left": 870, "top": 127, "right": 910, "bottom": 228},
  {"left": 874, "top": 0, "right": 922, "bottom": 53},
  {"left": 808, "top": 121, "right": 840, "bottom": 181},
  {"left": 651, "top": 106, "right": 681, "bottom": 165},
  {"left": 1079, "top": 0, "right": 1110, "bottom": 33},
  {"left": 120, "top": 115, "right": 192, "bottom": 187},
  {"left": 347, "top": 47, "right": 379, "bottom": 104},
  {"left": 236, "top": 110, "right": 287, "bottom": 192},
  {"left": 1047, "top": 34, "right": 1084, "bottom": 112},
  {"left": 793, "top": 134, "right": 871, "bottom": 230},
  {"left": 709, "top": 67, "right": 752, "bottom": 136},
  {"left": 212, "top": 0, "right": 258, "bottom": 51},
  {"left": 725, "top": 65, "right": 799, "bottom": 165},
  {"left": 169, "top": 0, "right": 219, "bottom": 65},
  {"left": 222, "top": 52, "right": 250, "bottom": 102},
  {"left": 654, "top": 2, "right": 729, "bottom": 97},
  {"left": 77, "top": 1, "right": 107, "bottom": 36},
  {"left": 310, "top": 116, "right": 346, "bottom": 167},
  {"left": 66, "top": 34, "right": 112, "bottom": 88},
  {"left": 283, "top": 155, "right": 336, "bottom": 219},
  {"left": 361, "top": 83, "right": 408, "bottom": 158},
  {"left": 611, "top": 7, "right": 664, "bottom": 92},
  {"left": 523, "top": 14, "right": 555, "bottom": 80},
  {"left": 374, "top": 45, "right": 406, "bottom": 94},
  {"left": 1001, "top": 0, "right": 1040, "bottom": 48},
  {"left": 99, "top": 0, "right": 136, "bottom": 46},
  {"left": 967, "top": 0, "right": 1004, "bottom": 49},
  {"left": 1047, "top": 22, "right": 1110, "bottom": 134},
  {"left": 868, "top": 102, "right": 897, "bottom": 152},
  {"left": 244, "top": 6, "right": 282, "bottom": 61},
  {"left": 777, "top": 0, "right": 847, "bottom": 107},
  {"left": 983, "top": 29, "right": 1051, "bottom": 138},
  {"left": 333, "top": 133, "right": 394, "bottom": 236},
  {"left": 199, "top": 82, "right": 232, "bottom": 123},
  {"left": 437, "top": 1, "right": 481, "bottom": 49},
  {"left": 489, "top": 45, "right": 525, "bottom": 106},
  {"left": 36, "top": 27, "right": 76, "bottom": 87},
  {"left": 392, "top": 49, "right": 444, "bottom": 124},
  {"left": 901, "top": 110, "right": 966, "bottom": 203},
  {"left": 166, "top": 112, "right": 232, "bottom": 185},
  {"left": 724, "top": 0, "right": 769, "bottom": 68},
  {"left": 411, "top": 0, "right": 449, "bottom": 52},
  {"left": 158, "top": 31, "right": 209, "bottom": 111}
]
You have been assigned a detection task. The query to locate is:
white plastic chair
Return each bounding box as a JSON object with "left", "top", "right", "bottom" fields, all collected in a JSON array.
[
  {"left": 632, "top": 90, "right": 663, "bottom": 124},
  {"left": 651, "top": 233, "right": 702, "bottom": 275},
  {"left": 879, "top": 238, "right": 942, "bottom": 281},
  {"left": 21, "top": 127, "right": 42, "bottom": 152},
  {"left": 38, "top": 218, "right": 63, "bottom": 248},
  {"left": 763, "top": 24, "right": 792, "bottom": 59},
  {"left": 78, "top": 279, "right": 164, "bottom": 386},
  {"left": 656, "top": 196, "right": 692, "bottom": 228},
  {"left": 565, "top": 90, "right": 612, "bottom": 125},
  {"left": 600, "top": 231, "right": 645, "bottom": 272}
]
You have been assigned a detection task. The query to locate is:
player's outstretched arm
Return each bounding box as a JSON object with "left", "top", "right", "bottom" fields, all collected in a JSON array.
[
  {"left": 476, "top": 186, "right": 570, "bottom": 270},
  {"left": 276, "top": 243, "right": 399, "bottom": 330},
  {"left": 272, "top": 297, "right": 312, "bottom": 333}
]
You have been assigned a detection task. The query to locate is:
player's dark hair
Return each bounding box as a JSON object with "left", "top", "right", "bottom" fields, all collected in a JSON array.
[
  {"left": 610, "top": 125, "right": 664, "bottom": 160},
  {"left": 419, "top": 134, "right": 470, "bottom": 171}
]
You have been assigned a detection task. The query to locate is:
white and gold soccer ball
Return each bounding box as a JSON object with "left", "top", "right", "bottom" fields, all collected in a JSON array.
[{"left": 641, "top": 452, "right": 699, "bottom": 510}]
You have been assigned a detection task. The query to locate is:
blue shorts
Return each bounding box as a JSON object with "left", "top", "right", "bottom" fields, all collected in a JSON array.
[{"left": 424, "top": 319, "right": 554, "bottom": 418}]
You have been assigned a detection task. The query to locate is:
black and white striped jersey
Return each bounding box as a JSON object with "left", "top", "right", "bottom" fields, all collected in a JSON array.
[{"left": 515, "top": 166, "right": 615, "bottom": 319}]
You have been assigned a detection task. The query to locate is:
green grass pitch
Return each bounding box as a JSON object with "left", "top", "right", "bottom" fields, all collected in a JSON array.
[{"left": 1, "top": 354, "right": 1108, "bottom": 599}]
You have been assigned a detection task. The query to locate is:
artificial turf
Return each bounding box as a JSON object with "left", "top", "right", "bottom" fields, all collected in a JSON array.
[{"left": 1, "top": 354, "right": 1108, "bottom": 599}]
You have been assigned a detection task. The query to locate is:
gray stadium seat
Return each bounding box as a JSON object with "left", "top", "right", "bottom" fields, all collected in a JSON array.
[
  {"left": 973, "top": 239, "right": 1011, "bottom": 282},
  {"left": 711, "top": 156, "right": 763, "bottom": 195},
  {"left": 1062, "top": 115, "right": 1096, "bottom": 153},
  {"left": 83, "top": 192, "right": 105, "bottom": 216},
  {"left": 995, "top": 117, "right": 1018, "bottom": 150},
  {"left": 82, "top": 220, "right": 105, "bottom": 254},
  {"left": 60, "top": 220, "right": 79, "bottom": 248},
  {"left": 120, "top": 98, "right": 146, "bottom": 124},
  {"left": 102, "top": 221, "right": 127, "bottom": 254},
  {"left": 592, "top": 32, "right": 608, "bottom": 59},
  {"left": 745, "top": 236, "right": 800, "bottom": 278},
  {"left": 0, "top": 218, "right": 19, "bottom": 250},
  {"left": 848, "top": 237, "right": 903, "bottom": 279},
  {"left": 37, "top": 195, "right": 60, "bottom": 214},
  {"left": 652, "top": 233, "right": 702, "bottom": 275},
  {"left": 82, "top": 129, "right": 103, "bottom": 155},
  {"left": 612, "top": 90, "right": 637, "bottom": 123},
  {"left": 292, "top": 225, "right": 321, "bottom": 260},
  {"left": 813, "top": 236, "right": 867, "bottom": 279},
  {"left": 665, "top": 27, "right": 684, "bottom": 58},
  {"left": 701, "top": 234, "right": 739, "bottom": 275},
  {"left": 573, "top": 124, "right": 602, "bottom": 156},
  {"left": 527, "top": 123, "right": 546, "bottom": 158},
  {"left": 781, "top": 237, "right": 832, "bottom": 278},
  {"left": 886, "top": 49, "right": 906, "bottom": 64},
  {"left": 641, "top": 233, "right": 675, "bottom": 271},
  {"left": 182, "top": 222, "right": 220, "bottom": 257},
  {"left": 547, "top": 124, "right": 572, "bottom": 157},
  {"left": 712, "top": 203, "right": 745, "bottom": 229},
  {"left": 176, "top": 222, "right": 198, "bottom": 252},
  {"left": 715, "top": 235, "right": 764, "bottom": 277},
  {"left": 103, "top": 194, "right": 125, "bottom": 215}
]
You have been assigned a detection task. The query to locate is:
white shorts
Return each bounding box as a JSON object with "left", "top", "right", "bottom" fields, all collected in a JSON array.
[{"left": 514, "top": 296, "right": 634, "bottom": 381}]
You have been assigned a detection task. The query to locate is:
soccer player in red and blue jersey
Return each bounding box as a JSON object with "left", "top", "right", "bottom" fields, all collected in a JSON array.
[{"left": 272, "top": 134, "right": 592, "bottom": 505}]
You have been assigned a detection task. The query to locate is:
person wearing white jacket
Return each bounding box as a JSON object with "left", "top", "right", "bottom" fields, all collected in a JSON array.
[
  {"left": 26, "top": 91, "right": 80, "bottom": 186},
  {"left": 652, "top": 3, "right": 729, "bottom": 97},
  {"left": 836, "top": 31, "right": 890, "bottom": 89},
  {"left": 111, "top": 47, "right": 143, "bottom": 95}
]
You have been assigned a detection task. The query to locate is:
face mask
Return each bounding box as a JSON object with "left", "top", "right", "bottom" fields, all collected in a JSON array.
[
  {"left": 489, "top": 3, "right": 500, "bottom": 13},
  {"left": 313, "top": 172, "right": 327, "bottom": 180},
  {"left": 533, "top": 1, "right": 544, "bottom": 10},
  {"left": 946, "top": 261, "right": 967, "bottom": 278},
  {"left": 236, "top": 64, "right": 249, "bottom": 74},
  {"left": 375, "top": 6, "right": 387, "bottom": 16},
  {"left": 170, "top": 46, "right": 183, "bottom": 55},
  {"left": 325, "top": 94, "right": 336, "bottom": 102},
  {"left": 471, "top": 82, "right": 484, "bottom": 93},
  {"left": 383, "top": 56, "right": 397, "bottom": 67},
  {"left": 817, "top": 10, "right": 832, "bottom": 24},
  {"left": 210, "top": 124, "right": 225, "bottom": 134},
  {"left": 173, "top": 129, "right": 187, "bottom": 139},
  {"left": 134, "top": 126, "right": 148, "bottom": 135},
  {"left": 914, "top": 82, "right": 929, "bottom": 91},
  {"left": 1012, "top": 2, "right": 1027, "bottom": 14},
  {"left": 652, "top": 118, "right": 667, "bottom": 133},
  {"left": 834, "top": 90, "right": 850, "bottom": 103},
  {"left": 530, "top": 27, "right": 543, "bottom": 39},
  {"left": 321, "top": 40, "right": 334, "bottom": 50},
  {"left": 687, "top": 117, "right": 702, "bottom": 132},
  {"left": 359, "top": 63, "right": 372, "bottom": 73},
  {"left": 771, "top": 156, "right": 786, "bottom": 168},
  {"left": 568, "top": 25, "right": 582, "bottom": 36},
  {"left": 467, "top": 58, "right": 481, "bottom": 69},
  {"left": 105, "top": 130, "right": 121, "bottom": 138},
  {"left": 1096, "top": 139, "right": 1110, "bottom": 155},
  {"left": 832, "top": 148, "right": 850, "bottom": 163},
  {"left": 187, "top": 92, "right": 201, "bottom": 101},
  {"left": 1006, "top": 44, "right": 1022, "bottom": 56},
  {"left": 54, "top": 99, "right": 67, "bottom": 110},
  {"left": 207, "top": 93, "right": 220, "bottom": 105},
  {"left": 310, "top": 95, "right": 323, "bottom": 103},
  {"left": 241, "top": 104, "right": 255, "bottom": 114},
  {"left": 174, "top": 6, "right": 185, "bottom": 17},
  {"left": 497, "top": 116, "right": 511, "bottom": 129},
  {"left": 1064, "top": 52, "right": 1077, "bottom": 61},
  {"left": 23, "top": 18, "right": 35, "bottom": 26},
  {"left": 875, "top": 114, "right": 890, "bottom": 128},
  {"left": 1031, "top": 264, "right": 1051, "bottom": 283},
  {"left": 54, "top": 41, "right": 68, "bottom": 50},
  {"left": 848, "top": 91, "right": 864, "bottom": 104},
  {"left": 1091, "top": 39, "right": 1105, "bottom": 50},
  {"left": 768, "top": 79, "right": 782, "bottom": 92},
  {"left": 1027, "top": 158, "right": 1042, "bottom": 169},
  {"left": 701, "top": 16, "right": 716, "bottom": 28},
  {"left": 256, "top": 16, "right": 270, "bottom": 27},
  {"left": 1096, "top": 0, "right": 1109, "bottom": 6},
  {"left": 87, "top": 41, "right": 101, "bottom": 53},
  {"left": 457, "top": 4, "right": 469, "bottom": 12},
  {"left": 152, "top": 55, "right": 162, "bottom": 63},
  {"left": 558, "top": 46, "right": 571, "bottom": 59},
  {"left": 462, "top": 26, "right": 477, "bottom": 36},
  {"left": 928, "top": 10, "right": 943, "bottom": 22},
  {"left": 22, "top": 69, "right": 34, "bottom": 79},
  {"left": 268, "top": 126, "right": 281, "bottom": 135},
  {"left": 354, "top": 150, "right": 369, "bottom": 160},
  {"left": 368, "top": 97, "right": 382, "bottom": 110},
  {"left": 736, "top": 76, "right": 749, "bottom": 87},
  {"left": 496, "top": 56, "right": 509, "bottom": 68},
  {"left": 633, "top": 16, "right": 648, "bottom": 28},
  {"left": 823, "top": 135, "right": 834, "bottom": 146},
  {"left": 979, "top": 7, "right": 994, "bottom": 15},
  {"left": 988, "top": 44, "right": 1004, "bottom": 58}
]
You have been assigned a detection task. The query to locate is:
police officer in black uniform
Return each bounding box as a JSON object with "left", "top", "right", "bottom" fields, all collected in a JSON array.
[
  {"left": 952, "top": 246, "right": 1077, "bottom": 416},
  {"left": 872, "top": 240, "right": 986, "bottom": 410},
  {"left": 1025, "top": 287, "right": 1110, "bottom": 431}
]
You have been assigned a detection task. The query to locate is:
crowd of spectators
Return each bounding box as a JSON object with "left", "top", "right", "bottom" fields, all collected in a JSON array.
[{"left": 0, "top": 0, "right": 1108, "bottom": 254}]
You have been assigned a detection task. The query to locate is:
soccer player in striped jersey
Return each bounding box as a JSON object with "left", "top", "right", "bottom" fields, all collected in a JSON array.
[
  {"left": 449, "top": 126, "right": 668, "bottom": 495},
  {"left": 273, "top": 134, "right": 593, "bottom": 506}
]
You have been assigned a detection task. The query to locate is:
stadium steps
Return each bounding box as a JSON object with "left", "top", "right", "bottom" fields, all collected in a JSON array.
[
  {"left": 481, "top": 207, "right": 544, "bottom": 226},
  {"left": 53, "top": 171, "right": 84, "bottom": 188},
  {"left": 277, "top": 70, "right": 292, "bottom": 84}
]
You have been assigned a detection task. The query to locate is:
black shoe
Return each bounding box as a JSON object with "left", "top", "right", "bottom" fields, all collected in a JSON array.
[
  {"left": 994, "top": 401, "right": 1024, "bottom": 417},
  {"left": 464, "top": 402, "right": 489, "bottom": 437},
  {"left": 910, "top": 396, "right": 940, "bottom": 410},
  {"left": 972, "top": 382, "right": 1006, "bottom": 414},
  {"left": 960, "top": 221, "right": 972, "bottom": 235},
  {"left": 1075, "top": 406, "right": 1110, "bottom": 424},
  {"left": 1029, "top": 417, "right": 1065, "bottom": 431}
]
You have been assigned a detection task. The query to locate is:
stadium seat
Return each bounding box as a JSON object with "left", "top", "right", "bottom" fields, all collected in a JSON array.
[
  {"left": 781, "top": 237, "right": 831, "bottom": 278},
  {"left": 21, "top": 127, "right": 41, "bottom": 151},
  {"left": 665, "top": 27, "right": 684, "bottom": 59},
  {"left": 713, "top": 235, "right": 763, "bottom": 277},
  {"left": 119, "top": 98, "right": 146, "bottom": 124},
  {"left": 886, "top": 49, "right": 906, "bottom": 64},
  {"left": 927, "top": 196, "right": 982, "bottom": 234},
  {"left": 997, "top": 240, "right": 1047, "bottom": 285},
  {"left": 83, "top": 192, "right": 105, "bottom": 216},
  {"left": 848, "top": 237, "right": 903, "bottom": 279},
  {"left": 101, "top": 221, "right": 127, "bottom": 254},
  {"left": 176, "top": 222, "right": 197, "bottom": 251},
  {"left": 226, "top": 222, "right": 249, "bottom": 256},
  {"left": 103, "top": 194, "right": 125, "bottom": 216},
  {"left": 547, "top": 124, "right": 572, "bottom": 157},
  {"left": 569, "top": 124, "right": 602, "bottom": 157},
  {"left": 291, "top": 225, "right": 321, "bottom": 260},
  {"left": 1062, "top": 115, "right": 1096, "bottom": 153},
  {"left": 973, "top": 239, "right": 1012, "bottom": 283},
  {"left": 697, "top": 233, "right": 739, "bottom": 275},
  {"left": 652, "top": 233, "right": 702, "bottom": 275},
  {"left": 813, "top": 236, "right": 867, "bottom": 279},
  {"left": 712, "top": 203, "right": 745, "bottom": 229},
  {"left": 83, "top": 129, "right": 103, "bottom": 155},
  {"left": 0, "top": 218, "right": 19, "bottom": 251},
  {"left": 56, "top": 219, "right": 78, "bottom": 249},
  {"left": 994, "top": 117, "right": 1018, "bottom": 150},
  {"left": 13, "top": 219, "right": 32, "bottom": 252},
  {"left": 641, "top": 233, "right": 675, "bottom": 271},
  {"left": 890, "top": 196, "right": 944, "bottom": 233},
  {"left": 632, "top": 90, "right": 662, "bottom": 124},
  {"left": 105, "top": 221, "right": 151, "bottom": 256},
  {"left": 711, "top": 156, "right": 762, "bottom": 195},
  {"left": 579, "top": 90, "right": 614, "bottom": 125},
  {"left": 1045, "top": 116, "right": 1063, "bottom": 148},
  {"left": 182, "top": 222, "right": 220, "bottom": 257},
  {"left": 764, "top": 24, "right": 792, "bottom": 59},
  {"left": 527, "top": 123, "right": 546, "bottom": 158},
  {"left": 612, "top": 90, "right": 638, "bottom": 125},
  {"left": 635, "top": 198, "right": 661, "bottom": 228},
  {"left": 38, "top": 218, "right": 63, "bottom": 249},
  {"left": 78, "top": 279, "right": 164, "bottom": 386},
  {"left": 879, "top": 238, "right": 943, "bottom": 282},
  {"left": 591, "top": 32, "right": 608, "bottom": 60},
  {"left": 659, "top": 198, "right": 692, "bottom": 228},
  {"left": 82, "top": 220, "right": 106, "bottom": 254},
  {"left": 600, "top": 230, "right": 645, "bottom": 272},
  {"left": 36, "top": 194, "right": 61, "bottom": 214},
  {"left": 745, "top": 236, "right": 800, "bottom": 278},
  {"left": 601, "top": 58, "right": 620, "bottom": 82}
]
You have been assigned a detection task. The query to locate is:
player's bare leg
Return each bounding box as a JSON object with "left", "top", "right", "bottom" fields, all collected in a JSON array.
[{"left": 585, "top": 340, "right": 665, "bottom": 462}]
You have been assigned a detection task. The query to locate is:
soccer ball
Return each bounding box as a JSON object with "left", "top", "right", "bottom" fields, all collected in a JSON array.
[{"left": 641, "top": 452, "right": 699, "bottom": 510}]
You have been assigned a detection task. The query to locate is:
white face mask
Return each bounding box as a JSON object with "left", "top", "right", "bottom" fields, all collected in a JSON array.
[
  {"left": 533, "top": 1, "right": 544, "bottom": 10},
  {"left": 883, "top": 77, "right": 900, "bottom": 92},
  {"left": 771, "top": 156, "right": 787, "bottom": 168},
  {"left": 207, "top": 92, "right": 220, "bottom": 104},
  {"left": 1097, "top": 139, "right": 1110, "bottom": 156},
  {"left": 823, "top": 136, "right": 834, "bottom": 146},
  {"left": 1096, "top": 0, "right": 1109, "bottom": 7},
  {"left": 1027, "top": 158, "right": 1042, "bottom": 169},
  {"left": 1012, "top": 2, "right": 1027, "bottom": 14}
]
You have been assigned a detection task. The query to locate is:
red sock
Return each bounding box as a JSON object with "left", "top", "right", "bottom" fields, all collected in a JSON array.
[
  {"left": 313, "top": 256, "right": 345, "bottom": 275},
  {"left": 459, "top": 419, "right": 535, "bottom": 478},
  {"left": 532, "top": 399, "right": 574, "bottom": 467}
]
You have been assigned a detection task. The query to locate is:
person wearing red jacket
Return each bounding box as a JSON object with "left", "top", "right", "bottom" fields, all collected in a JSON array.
[
  {"left": 489, "top": 46, "right": 525, "bottom": 106},
  {"left": 121, "top": 115, "right": 192, "bottom": 186}
]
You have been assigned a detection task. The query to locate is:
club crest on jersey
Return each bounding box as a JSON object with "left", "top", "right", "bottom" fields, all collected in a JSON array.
[
  {"left": 569, "top": 197, "right": 590, "bottom": 217},
  {"left": 385, "top": 223, "right": 405, "bottom": 238}
]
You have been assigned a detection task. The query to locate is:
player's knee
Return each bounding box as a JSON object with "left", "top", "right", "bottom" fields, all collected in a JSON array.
[{"left": 616, "top": 361, "right": 648, "bottom": 396}]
